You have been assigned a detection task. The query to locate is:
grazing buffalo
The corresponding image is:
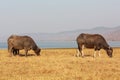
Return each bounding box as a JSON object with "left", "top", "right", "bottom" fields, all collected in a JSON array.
[
  {"left": 76, "top": 33, "right": 113, "bottom": 57},
  {"left": 8, "top": 35, "right": 41, "bottom": 57}
]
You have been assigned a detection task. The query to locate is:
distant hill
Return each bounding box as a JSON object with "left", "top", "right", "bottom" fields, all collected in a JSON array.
[
  {"left": 0, "top": 26, "right": 120, "bottom": 42},
  {"left": 21, "top": 26, "right": 120, "bottom": 41}
]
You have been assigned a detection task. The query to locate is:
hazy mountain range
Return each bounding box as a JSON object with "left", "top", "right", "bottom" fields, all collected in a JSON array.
[{"left": 0, "top": 26, "right": 120, "bottom": 42}]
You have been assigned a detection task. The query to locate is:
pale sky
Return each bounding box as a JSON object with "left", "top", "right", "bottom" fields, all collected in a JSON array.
[{"left": 0, "top": 0, "right": 120, "bottom": 34}]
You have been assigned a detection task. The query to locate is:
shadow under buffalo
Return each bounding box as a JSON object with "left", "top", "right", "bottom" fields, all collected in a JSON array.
[
  {"left": 76, "top": 54, "right": 93, "bottom": 57},
  {"left": 84, "top": 54, "right": 93, "bottom": 57},
  {"left": 18, "top": 53, "right": 36, "bottom": 57}
]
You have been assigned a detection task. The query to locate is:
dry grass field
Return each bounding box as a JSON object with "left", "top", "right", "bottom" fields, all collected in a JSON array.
[{"left": 0, "top": 48, "right": 120, "bottom": 80}]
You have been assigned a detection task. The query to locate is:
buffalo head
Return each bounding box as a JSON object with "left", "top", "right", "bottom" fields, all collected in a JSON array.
[
  {"left": 34, "top": 48, "right": 41, "bottom": 56},
  {"left": 106, "top": 47, "right": 113, "bottom": 57}
]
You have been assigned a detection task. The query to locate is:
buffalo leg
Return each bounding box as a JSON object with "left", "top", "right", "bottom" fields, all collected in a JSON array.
[
  {"left": 15, "top": 49, "right": 19, "bottom": 55},
  {"left": 94, "top": 47, "right": 101, "bottom": 57},
  {"left": 76, "top": 44, "right": 84, "bottom": 57},
  {"left": 81, "top": 45, "right": 85, "bottom": 57},
  {"left": 25, "top": 49, "right": 28, "bottom": 57},
  {"left": 98, "top": 50, "right": 101, "bottom": 57},
  {"left": 93, "top": 50, "right": 101, "bottom": 57},
  {"left": 76, "top": 45, "right": 82, "bottom": 57},
  {"left": 13, "top": 49, "right": 19, "bottom": 56},
  {"left": 13, "top": 49, "right": 16, "bottom": 56},
  {"left": 8, "top": 47, "right": 13, "bottom": 56},
  {"left": 76, "top": 49, "right": 80, "bottom": 57}
]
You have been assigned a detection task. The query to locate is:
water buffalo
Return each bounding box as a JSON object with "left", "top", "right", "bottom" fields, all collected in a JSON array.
[
  {"left": 76, "top": 33, "right": 113, "bottom": 57},
  {"left": 8, "top": 35, "right": 41, "bottom": 57}
]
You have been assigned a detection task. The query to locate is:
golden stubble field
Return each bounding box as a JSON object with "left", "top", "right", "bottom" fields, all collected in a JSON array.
[{"left": 0, "top": 48, "right": 120, "bottom": 80}]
